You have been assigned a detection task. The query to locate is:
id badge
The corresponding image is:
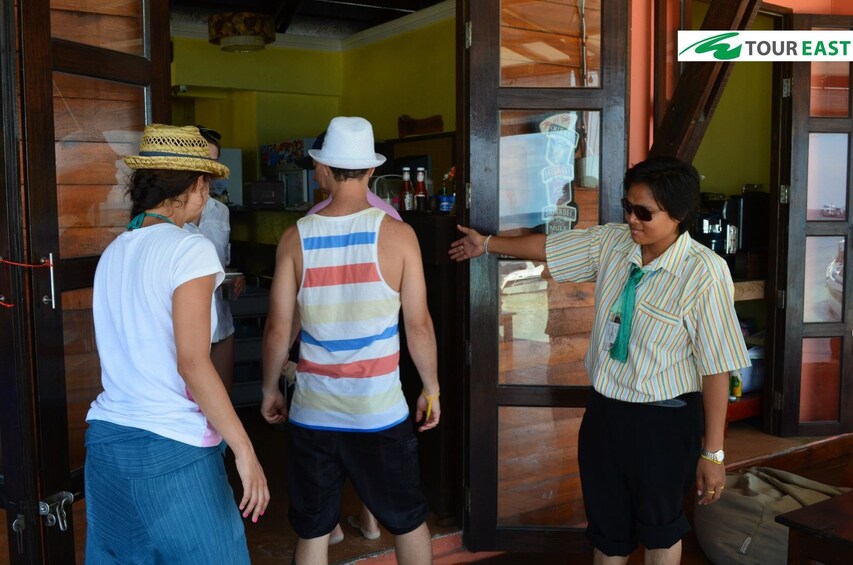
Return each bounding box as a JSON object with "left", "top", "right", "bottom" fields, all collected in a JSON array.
[{"left": 604, "top": 313, "right": 620, "bottom": 351}]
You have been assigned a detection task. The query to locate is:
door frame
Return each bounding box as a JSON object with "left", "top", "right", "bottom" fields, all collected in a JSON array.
[
  {"left": 462, "top": 0, "right": 628, "bottom": 552},
  {"left": 778, "top": 14, "right": 853, "bottom": 436},
  {"left": 2, "top": 0, "right": 171, "bottom": 561}
]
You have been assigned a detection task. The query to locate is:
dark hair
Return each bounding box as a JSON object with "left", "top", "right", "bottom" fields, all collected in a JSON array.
[
  {"left": 329, "top": 166, "right": 370, "bottom": 182},
  {"left": 127, "top": 169, "right": 209, "bottom": 218},
  {"left": 623, "top": 156, "right": 700, "bottom": 234},
  {"left": 196, "top": 125, "right": 222, "bottom": 151}
]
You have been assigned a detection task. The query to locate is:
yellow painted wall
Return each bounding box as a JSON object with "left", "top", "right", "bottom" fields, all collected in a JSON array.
[
  {"left": 692, "top": 7, "right": 773, "bottom": 195},
  {"left": 341, "top": 19, "right": 456, "bottom": 140}
]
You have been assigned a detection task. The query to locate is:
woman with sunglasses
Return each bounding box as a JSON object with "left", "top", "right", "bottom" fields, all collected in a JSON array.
[{"left": 449, "top": 156, "right": 750, "bottom": 565}]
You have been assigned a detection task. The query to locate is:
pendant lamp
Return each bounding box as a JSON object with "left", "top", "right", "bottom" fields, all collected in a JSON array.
[{"left": 208, "top": 12, "right": 275, "bottom": 53}]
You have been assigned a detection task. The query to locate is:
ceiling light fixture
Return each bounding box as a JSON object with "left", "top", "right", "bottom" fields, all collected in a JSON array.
[{"left": 208, "top": 12, "right": 275, "bottom": 53}]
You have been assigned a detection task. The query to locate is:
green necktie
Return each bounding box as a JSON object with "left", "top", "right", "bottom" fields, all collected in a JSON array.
[{"left": 610, "top": 264, "right": 646, "bottom": 363}]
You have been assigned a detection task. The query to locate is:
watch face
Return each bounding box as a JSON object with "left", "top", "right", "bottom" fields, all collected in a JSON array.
[{"left": 704, "top": 449, "right": 725, "bottom": 461}]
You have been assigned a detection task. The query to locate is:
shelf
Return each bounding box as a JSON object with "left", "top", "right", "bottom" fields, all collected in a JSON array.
[
  {"left": 733, "top": 279, "right": 764, "bottom": 302},
  {"left": 726, "top": 391, "right": 762, "bottom": 422}
]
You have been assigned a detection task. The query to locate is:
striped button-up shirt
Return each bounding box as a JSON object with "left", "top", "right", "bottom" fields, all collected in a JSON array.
[{"left": 545, "top": 223, "right": 750, "bottom": 403}]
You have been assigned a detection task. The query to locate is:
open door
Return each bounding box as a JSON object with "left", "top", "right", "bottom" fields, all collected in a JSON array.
[
  {"left": 0, "top": 1, "right": 169, "bottom": 562},
  {"left": 775, "top": 14, "right": 853, "bottom": 436},
  {"left": 461, "top": 0, "right": 627, "bottom": 552}
]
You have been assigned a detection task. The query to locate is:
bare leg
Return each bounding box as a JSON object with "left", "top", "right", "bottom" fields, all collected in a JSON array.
[
  {"left": 294, "top": 534, "right": 329, "bottom": 565},
  {"left": 359, "top": 505, "right": 379, "bottom": 538},
  {"left": 645, "top": 541, "right": 682, "bottom": 565},
  {"left": 210, "top": 334, "right": 234, "bottom": 392},
  {"left": 393, "top": 522, "right": 431, "bottom": 565},
  {"left": 328, "top": 523, "right": 343, "bottom": 545},
  {"left": 592, "top": 549, "right": 629, "bottom": 565}
]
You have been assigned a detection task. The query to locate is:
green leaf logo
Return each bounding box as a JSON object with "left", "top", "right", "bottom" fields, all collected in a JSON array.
[{"left": 679, "top": 32, "right": 742, "bottom": 60}]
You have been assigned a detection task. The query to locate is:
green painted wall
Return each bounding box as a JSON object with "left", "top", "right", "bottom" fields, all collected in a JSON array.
[
  {"left": 692, "top": 8, "right": 773, "bottom": 195},
  {"left": 341, "top": 19, "right": 456, "bottom": 140}
]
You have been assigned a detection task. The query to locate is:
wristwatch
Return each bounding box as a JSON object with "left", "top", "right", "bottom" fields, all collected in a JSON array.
[{"left": 701, "top": 448, "right": 725, "bottom": 463}]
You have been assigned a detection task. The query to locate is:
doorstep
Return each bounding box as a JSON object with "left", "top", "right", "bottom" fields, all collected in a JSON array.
[{"left": 344, "top": 530, "right": 504, "bottom": 565}]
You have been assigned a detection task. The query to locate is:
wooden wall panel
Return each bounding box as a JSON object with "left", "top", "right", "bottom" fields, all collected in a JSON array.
[
  {"left": 55, "top": 141, "right": 135, "bottom": 184},
  {"left": 60, "top": 226, "right": 124, "bottom": 257},
  {"left": 50, "top": 1, "right": 142, "bottom": 56},
  {"left": 58, "top": 185, "right": 128, "bottom": 227}
]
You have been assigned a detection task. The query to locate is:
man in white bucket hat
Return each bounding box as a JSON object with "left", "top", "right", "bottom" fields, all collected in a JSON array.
[{"left": 262, "top": 117, "right": 440, "bottom": 565}]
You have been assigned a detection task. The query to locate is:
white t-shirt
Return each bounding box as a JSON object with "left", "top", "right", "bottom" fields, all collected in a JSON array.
[
  {"left": 185, "top": 198, "right": 234, "bottom": 342},
  {"left": 87, "top": 223, "right": 225, "bottom": 447}
]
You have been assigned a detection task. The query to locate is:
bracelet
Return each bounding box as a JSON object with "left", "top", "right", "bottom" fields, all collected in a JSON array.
[
  {"left": 421, "top": 390, "right": 440, "bottom": 421},
  {"left": 483, "top": 234, "right": 493, "bottom": 255},
  {"left": 700, "top": 454, "right": 724, "bottom": 465}
]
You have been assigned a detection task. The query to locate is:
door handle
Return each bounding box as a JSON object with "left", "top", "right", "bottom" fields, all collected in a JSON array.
[{"left": 39, "top": 491, "right": 74, "bottom": 532}]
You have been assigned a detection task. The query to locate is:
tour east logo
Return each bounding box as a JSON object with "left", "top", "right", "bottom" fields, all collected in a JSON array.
[{"left": 678, "top": 30, "right": 853, "bottom": 62}]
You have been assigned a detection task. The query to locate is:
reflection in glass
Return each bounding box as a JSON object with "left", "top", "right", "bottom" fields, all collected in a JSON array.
[
  {"left": 804, "top": 237, "right": 844, "bottom": 323},
  {"left": 809, "top": 28, "right": 849, "bottom": 117},
  {"left": 498, "top": 111, "right": 599, "bottom": 386},
  {"left": 53, "top": 73, "right": 144, "bottom": 258},
  {"left": 498, "top": 407, "right": 587, "bottom": 527},
  {"left": 800, "top": 338, "right": 841, "bottom": 422},
  {"left": 807, "top": 133, "right": 848, "bottom": 221},
  {"left": 501, "top": 0, "right": 601, "bottom": 87},
  {"left": 50, "top": 0, "right": 144, "bottom": 56}
]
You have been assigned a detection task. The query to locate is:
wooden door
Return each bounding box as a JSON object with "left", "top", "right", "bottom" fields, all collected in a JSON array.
[
  {"left": 0, "top": 1, "right": 169, "bottom": 562},
  {"left": 461, "top": 0, "right": 627, "bottom": 552},
  {"left": 778, "top": 14, "right": 853, "bottom": 436}
]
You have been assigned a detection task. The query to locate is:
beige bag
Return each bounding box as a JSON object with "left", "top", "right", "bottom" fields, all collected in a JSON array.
[{"left": 693, "top": 467, "right": 851, "bottom": 565}]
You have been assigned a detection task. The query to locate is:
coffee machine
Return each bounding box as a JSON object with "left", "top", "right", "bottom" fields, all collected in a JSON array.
[{"left": 695, "top": 193, "right": 738, "bottom": 256}]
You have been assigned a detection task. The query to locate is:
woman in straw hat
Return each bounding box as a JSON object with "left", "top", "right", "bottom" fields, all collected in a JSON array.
[{"left": 85, "top": 124, "right": 268, "bottom": 564}]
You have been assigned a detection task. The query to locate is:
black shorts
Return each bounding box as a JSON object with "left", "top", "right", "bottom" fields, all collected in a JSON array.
[
  {"left": 578, "top": 390, "right": 703, "bottom": 556},
  {"left": 285, "top": 420, "right": 429, "bottom": 539}
]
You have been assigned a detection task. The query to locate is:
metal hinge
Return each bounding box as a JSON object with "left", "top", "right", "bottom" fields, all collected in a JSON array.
[
  {"left": 774, "top": 390, "right": 783, "bottom": 411},
  {"left": 465, "top": 182, "right": 472, "bottom": 209},
  {"left": 776, "top": 290, "right": 786, "bottom": 309},
  {"left": 39, "top": 491, "right": 74, "bottom": 532},
  {"left": 465, "top": 21, "right": 472, "bottom": 49},
  {"left": 782, "top": 77, "right": 792, "bottom": 98},
  {"left": 779, "top": 184, "right": 790, "bottom": 204}
]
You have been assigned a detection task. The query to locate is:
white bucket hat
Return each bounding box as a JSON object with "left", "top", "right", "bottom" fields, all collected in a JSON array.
[{"left": 308, "top": 116, "right": 386, "bottom": 169}]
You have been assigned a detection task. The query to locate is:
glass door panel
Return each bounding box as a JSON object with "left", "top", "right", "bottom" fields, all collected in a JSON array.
[
  {"left": 497, "top": 407, "right": 586, "bottom": 527},
  {"left": 806, "top": 133, "right": 847, "bottom": 221},
  {"left": 803, "top": 236, "right": 844, "bottom": 323},
  {"left": 50, "top": 0, "right": 144, "bottom": 56},
  {"left": 500, "top": 0, "right": 601, "bottom": 87},
  {"left": 800, "top": 337, "right": 841, "bottom": 423},
  {"left": 810, "top": 61, "right": 849, "bottom": 118}
]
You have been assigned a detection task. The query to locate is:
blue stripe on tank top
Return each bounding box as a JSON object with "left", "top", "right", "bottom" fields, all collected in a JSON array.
[
  {"left": 303, "top": 231, "right": 376, "bottom": 250},
  {"left": 300, "top": 324, "right": 398, "bottom": 352}
]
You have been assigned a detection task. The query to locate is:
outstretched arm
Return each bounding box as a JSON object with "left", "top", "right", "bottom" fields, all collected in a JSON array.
[
  {"left": 449, "top": 224, "right": 548, "bottom": 262},
  {"left": 174, "top": 276, "right": 269, "bottom": 522}
]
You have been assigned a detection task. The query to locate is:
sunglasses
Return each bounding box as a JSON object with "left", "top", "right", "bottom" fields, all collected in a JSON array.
[{"left": 621, "top": 198, "right": 663, "bottom": 222}]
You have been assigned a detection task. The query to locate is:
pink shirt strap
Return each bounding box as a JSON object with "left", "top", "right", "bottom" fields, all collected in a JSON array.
[{"left": 307, "top": 188, "right": 403, "bottom": 221}]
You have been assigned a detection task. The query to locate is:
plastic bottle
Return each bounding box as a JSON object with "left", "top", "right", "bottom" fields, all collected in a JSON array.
[
  {"left": 400, "top": 167, "right": 414, "bottom": 211},
  {"left": 438, "top": 173, "right": 454, "bottom": 213},
  {"left": 730, "top": 371, "right": 743, "bottom": 399},
  {"left": 414, "top": 167, "right": 428, "bottom": 212}
]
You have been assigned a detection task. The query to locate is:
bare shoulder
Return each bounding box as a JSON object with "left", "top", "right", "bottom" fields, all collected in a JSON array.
[
  {"left": 379, "top": 216, "right": 418, "bottom": 248},
  {"left": 276, "top": 225, "right": 301, "bottom": 255}
]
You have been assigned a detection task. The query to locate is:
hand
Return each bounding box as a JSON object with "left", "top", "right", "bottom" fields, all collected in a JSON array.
[
  {"left": 233, "top": 448, "right": 270, "bottom": 523},
  {"left": 232, "top": 274, "right": 246, "bottom": 299},
  {"left": 696, "top": 456, "right": 726, "bottom": 505},
  {"left": 415, "top": 392, "right": 441, "bottom": 432},
  {"left": 449, "top": 225, "right": 486, "bottom": 262},
  {"left": 260, "top": 388, "right": 288, "bottom": 424}
]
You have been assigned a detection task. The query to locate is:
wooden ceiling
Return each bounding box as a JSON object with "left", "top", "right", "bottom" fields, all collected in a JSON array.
[{"left": 170, "top": 0, "right": 446, "bottom": 36}]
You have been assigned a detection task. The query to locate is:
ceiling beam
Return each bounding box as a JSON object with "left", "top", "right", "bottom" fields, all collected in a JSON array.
[
  {"left": 273, "top": 0, "right": 303, "bottom": 33},
  {"left": 649, "top": 0, "right": 762, "bottom": 161}
]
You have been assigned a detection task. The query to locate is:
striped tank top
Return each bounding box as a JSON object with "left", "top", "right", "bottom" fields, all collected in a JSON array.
[{"left": 290, "top": 207, "right": 409, "bottom": 432}]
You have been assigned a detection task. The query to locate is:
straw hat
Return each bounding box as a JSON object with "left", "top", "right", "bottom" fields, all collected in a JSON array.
[
  {"left": 123, "top": 124, "right": 230, "bottom": 178},
  {"left": 308, "top": 117, "right": 386, "bottom": 169}
]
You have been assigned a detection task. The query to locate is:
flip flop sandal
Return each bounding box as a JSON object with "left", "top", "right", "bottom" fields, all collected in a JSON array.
[{"left": 347, "top": 515, "right": 381, "bottom": 540}]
